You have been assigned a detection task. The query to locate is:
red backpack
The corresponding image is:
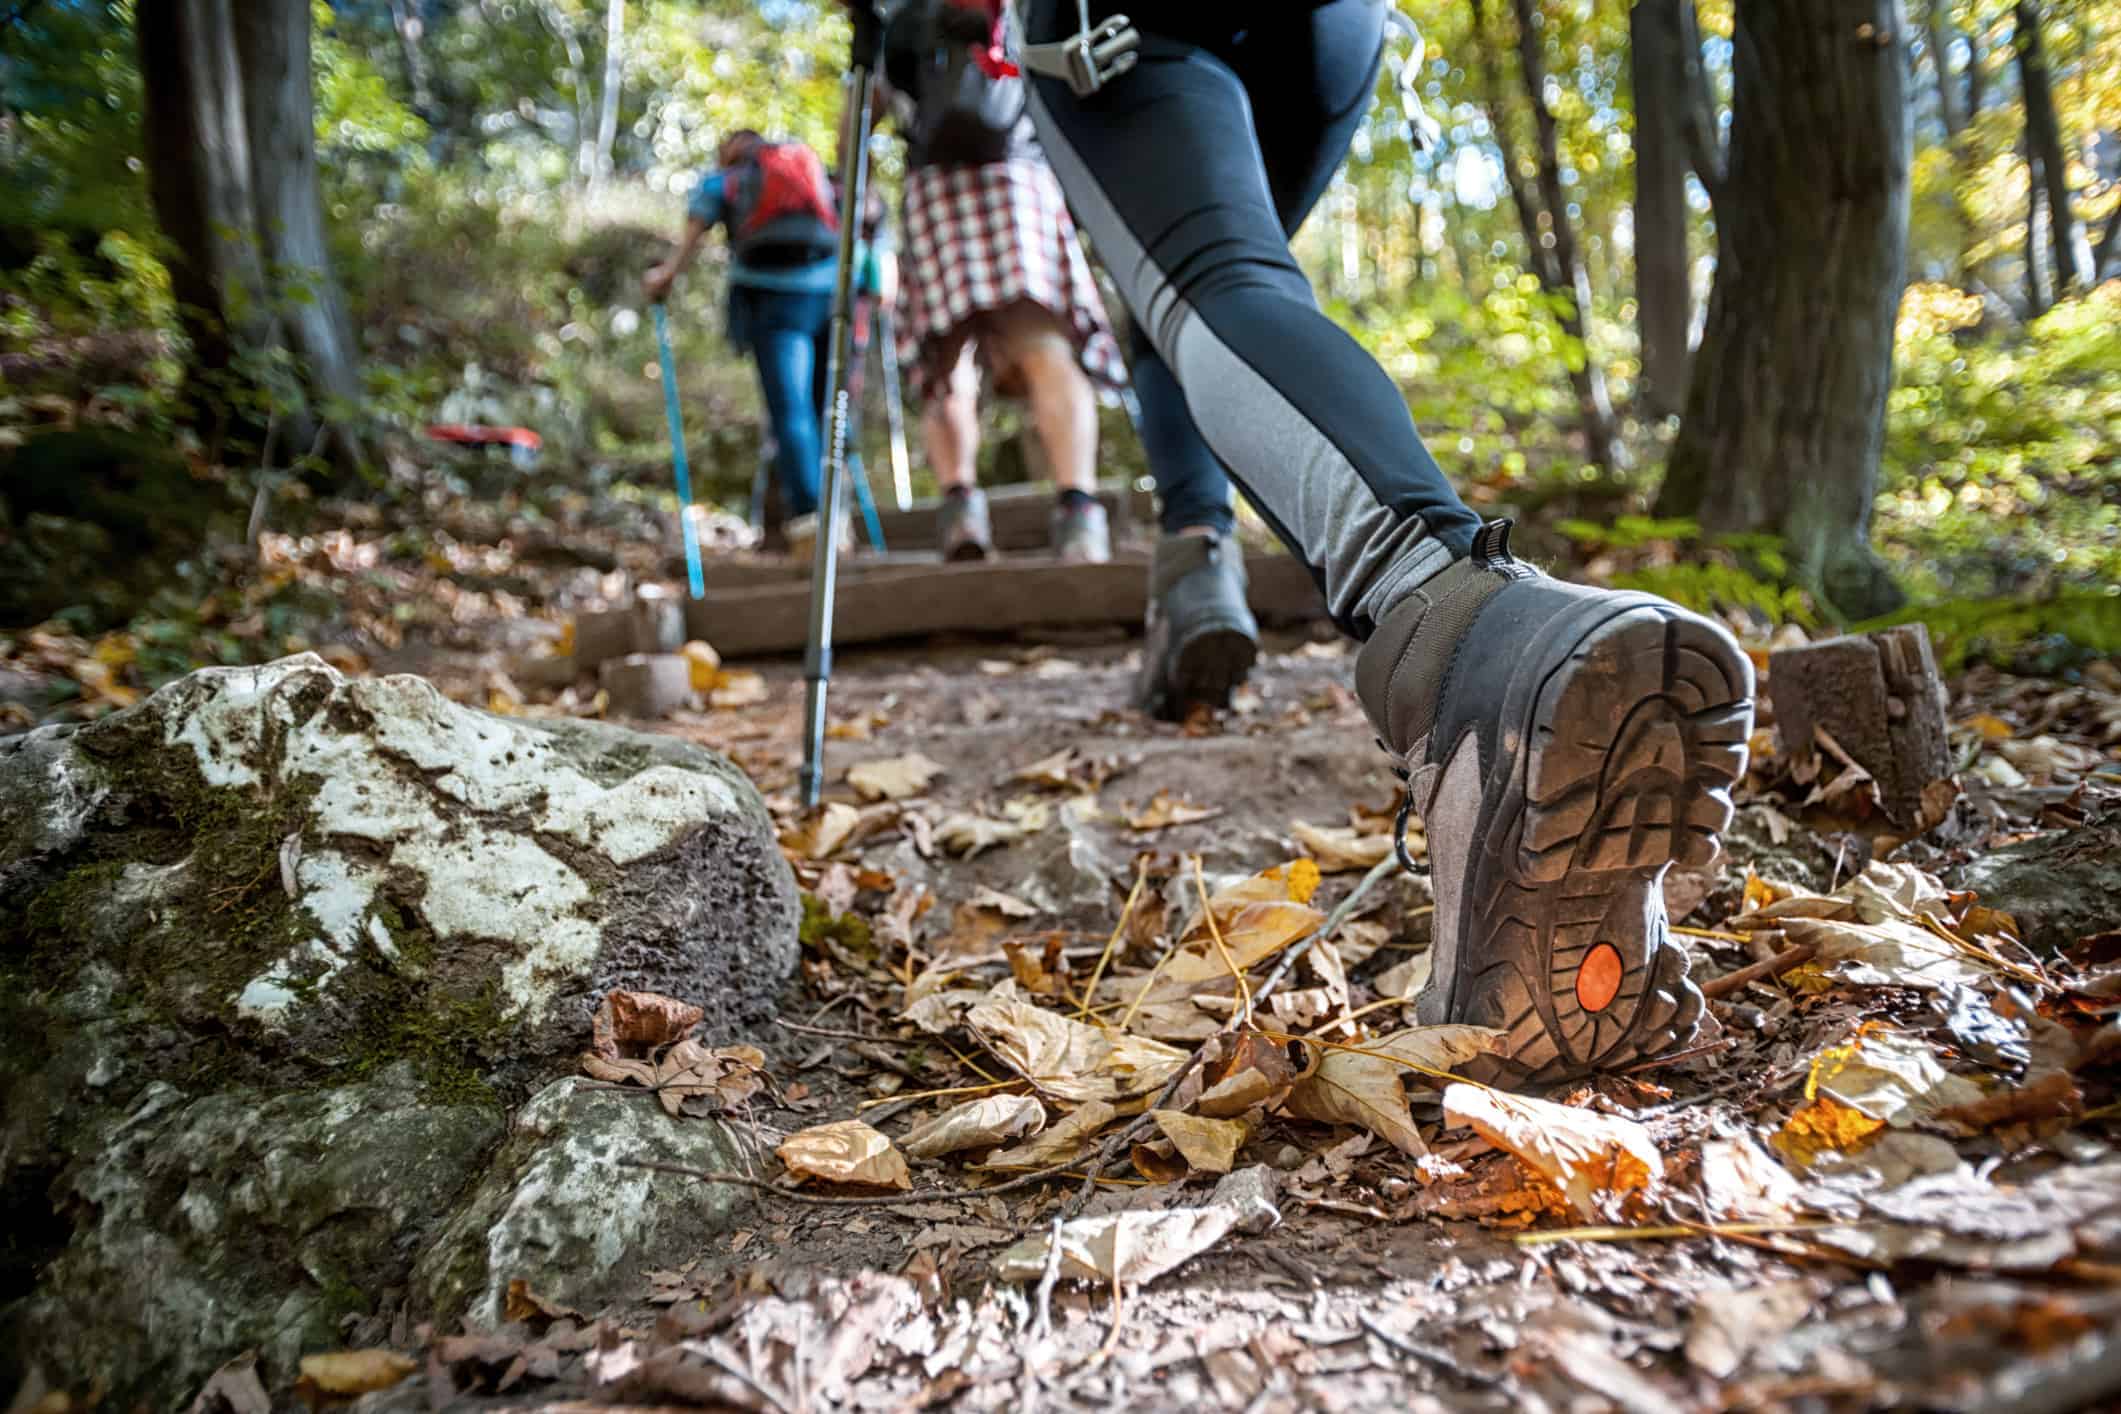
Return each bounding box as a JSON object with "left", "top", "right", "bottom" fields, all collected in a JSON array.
[{"left": 724, "top": 141, "right": 840, "bottom": 267}]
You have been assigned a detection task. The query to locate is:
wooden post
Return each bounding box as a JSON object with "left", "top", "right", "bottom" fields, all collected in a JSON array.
[{"left": 1768, "top": 624, "right": 1954, "bottom": 831}]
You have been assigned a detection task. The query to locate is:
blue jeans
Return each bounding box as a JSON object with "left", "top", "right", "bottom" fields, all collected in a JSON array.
[{"left": 729, "top": 285, "right": 833, "bottom": 517}]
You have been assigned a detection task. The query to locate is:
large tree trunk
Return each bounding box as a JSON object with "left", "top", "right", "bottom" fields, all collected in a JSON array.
[
  {"left": 1475, "top": 0, "right": 1621, "bottom": 476},
  {"left": 592, "top": 0, "right": 624, "bottom": 187},
  {"left": 232, "top": 0, "right": 366, "bottom": 448},
  {"left": 2013, "top": 1, "right": 2091, "bottom": 293},
  {"left": 136, "top": 0, "right": 280, "bottom": 395},
  {"left": 1630, "top": 0, "right": 1698, "bottom": 417},
  {"left": 1657, "top": 0, "right": 1912, "bottom": 621}
]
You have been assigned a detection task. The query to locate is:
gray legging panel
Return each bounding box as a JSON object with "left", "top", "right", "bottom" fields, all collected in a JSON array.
[{"left": 1019, "top": 0, "right": 1481, "bottom": 636}]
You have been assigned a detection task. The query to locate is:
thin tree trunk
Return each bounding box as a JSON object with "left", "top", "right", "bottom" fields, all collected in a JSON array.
[
  {"left": 1631, "top": 0, "right": 1696, "bottom": 417},
  {"left": 2014, "top": 0, "right": 2090, "bottom": 290},
  {"left": 232, "top": 0, "right": 365, "bottom": 456},
  {"left": 1658, "top": 0, "right": 1912, "bottom": 621},
  {"left": 2096, "top": 200, "right": 2121, "bottom": 281},
  {"left": 534, "top": 0, "right": 593, "bottom": 185},
  {"left": 1475, "top": 0, "right": 1621, "bottom": 476},
  {"left": 592, "top": 0, "right": 623, "bottom": 187},
  {"left": 135, "top": 0, "right": 281, "bottom": 421},
  {"left": 386, "top": 0, "right": 436, "bottom": 119},
  {"left": 1673, "top": 1, "right": 1725, "bottom": 202},
  {"left": 1926, "top": 0, "right": 1964, "bottom": 135},
  {"left": 2024, "top": 129, "right": 2050, "bottom": 314}
]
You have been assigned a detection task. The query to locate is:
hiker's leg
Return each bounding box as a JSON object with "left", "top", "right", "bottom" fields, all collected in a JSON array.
[
  {"left": 1131, "top": 328, "right": 1231, "bottom": 540},
  {"left": 983, "top": 302, "right": 1098, "bottom": 496},
  {"left": 922, "top": 339, "right": 980, "bottom": 491},
  {"left": 753, "top": 324, "right": 822, "bottom": 517},
  {"left": 1022, "top": 2, "right": 1480, "bottom": 636}
]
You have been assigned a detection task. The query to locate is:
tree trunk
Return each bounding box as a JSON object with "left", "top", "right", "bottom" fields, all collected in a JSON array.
[
  {"left": 1631, "top": 0, "right": 1697, "bottom": 417},
  {"left": 2096, "top": 201, "right": 2121, "bottom": 282},
  {"left": 2014, "top": 1, "right": 2090, "bottom": 291},
  {"left": 386, "top": 0, "right": 436, "bottom": 120},
  {"left": 1476, "top": 0, "right": 1621, "bottom": 476},
  {"left": 1926, "top": 0, "right": 1964, "bottom": 135},
  {"left": 1657, "top": 0, "right": 1912, "bottom": 621},
  {"left": 232, "top": 0, "right": 366, "bottom": 452},
  {"left": 136, "top": 0, "right": 280, "bottom": 394},
  {"left": 2024, "top": 129, "right": 2051, "bottom": 315},
  {"left": 592, "top": 0, "right": 624, "bottom": 187}
]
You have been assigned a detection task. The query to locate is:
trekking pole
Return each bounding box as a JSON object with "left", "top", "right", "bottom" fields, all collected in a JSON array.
[
  {"left": 652, "top": 300, "right": 707, "bottom": 599},
  {"left": 876, "top": 308, "right": 914, "bottom": 510},
  {"left": 800, "top": 5, "right": 888, "bottom": 807}
]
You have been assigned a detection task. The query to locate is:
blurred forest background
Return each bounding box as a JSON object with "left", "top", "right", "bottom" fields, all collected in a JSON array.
[{"left": 1, "top": 0, "right": 2117, "bottom": 703}]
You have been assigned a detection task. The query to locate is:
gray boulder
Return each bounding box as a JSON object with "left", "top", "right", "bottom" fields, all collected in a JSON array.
[
  {"left": 1952, "top": 801, "right": 2121, "bottom": 956},
  {"left": 0, "top": 656, "right": 798, "bottom": 1404}
]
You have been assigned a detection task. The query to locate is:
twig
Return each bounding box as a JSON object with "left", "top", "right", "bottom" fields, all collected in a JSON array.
[
  {"left": 1701, "top": 942, "right": 1818, "bottom": 999},
  {"left": 1359, "top": 1315, "right": 1501, "bottom": 1388},
  {"left": 1617, "top": 1036, "right": 1734, "bottom": 1074},
  {"left": 1515, "top": 1219, "right": 1829, "bottom": 1246},
  {"left": 1194, "top": 854, "right": 1253, "bottom": 1026},
  {"left": 773, "top": 1017, "right": 904, "bottom": 1044},
  {"left": 624, "top": 1158, "right": 1091, "bottom": 1208},
  {"left": 855, "top": 1077, "right": 1023, "bottom": 1111},
  {"left": 1028, "top": 1214, "right": 1064, "bottom": 1343},
  {"left": 1077, "top": 860, "right": 1146, "bottom": 1022}
]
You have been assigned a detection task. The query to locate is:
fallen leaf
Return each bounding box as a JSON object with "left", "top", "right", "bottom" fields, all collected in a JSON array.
[
  {"left": 681, "top": 639, "right": 723, "bottom": 692},
  {"left": 1442, "top": 1084, "right": 1664, "bottom": 1220},
  {"left": 1130, "top": 1137, "right": 1190, "bottom": 1183},
  {"left": 1199, "top": 1030, "right": 1311, "bottom": 1117},
  {"left": 653, "top": 1040, "right": 768, "bottom": 1117},
  {"left": 778, "top": 1120, "right": 913, "bottom": 1190},
  {"left": 1125, "top": 791, "right": 1223, "bottom": 832},
  {"left": 993, "top": 1206, "right": 1238, "bottom": 1286},
  {"left": 934, "top": 808, "right": 1035, "bottom": 857},
  {"left": 1808, "top": 1030, "right": 1985, "bottom": 1127},
  {"left": 589, "top": 989, "right": 703, "bottom": 1060},
  {"left": 981, "top": 1098, "right": 1117, "bottom": 1169},
  {"left": 1698, "top": 1135, "right": 1809, "bottom": 1221},
  {"left": 708, "top": 669, "right": 769, "bottom": 708},
  {"left": 782, "top": 802, "right": 860, "bottom": 859},
  {"left": 1289, "top": 820, "right": 1400, "bottom": 873},
  {"left": 1685, "top": 1281, "right": 1814, "bottom": 1378},
  {"left": 899, "top": 1094, "right": 1047, "bottom": 1158},
  {"left": 1153, "top": 1110, "right": 1249, "bottom": 1174},
  {"left": 968, "top": 986, "right": 1186, "bottom": 1104},
  {"left": 504, "top": 1278, "right": 583, "bottom": 1325},
  {"left": 847, "top": 752, "right": 946, "bottom": 802},
  {"left": 294, "top": 1350, "right": 417, "bottom": 1398},
  {"left": 1936, "top": 1069, "right": 2083, "bottom": 1132},
  {"left": 1285, "top": 1027, "right": 1504, "bottom": 1158},
  {"left": 189, "top": 1351, "right": 270, "bottom": 1414}
]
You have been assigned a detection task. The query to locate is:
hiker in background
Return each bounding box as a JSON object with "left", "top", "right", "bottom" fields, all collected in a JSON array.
[
  {"left": 643, "top": 128, "right": 884, "bottom": 547},
  {"left": 882, "top": 0, "right": 1125, "bottom": 564}
]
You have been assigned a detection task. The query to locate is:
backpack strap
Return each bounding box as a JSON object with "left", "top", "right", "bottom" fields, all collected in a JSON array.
[{"left": 1014, "top": 2, "right": 1138, "bottom": 96}]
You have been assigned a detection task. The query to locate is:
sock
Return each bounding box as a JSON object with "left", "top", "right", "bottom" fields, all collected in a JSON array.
[{"left": 1056, "top": 488, "right": 1099, "bottom": 512}]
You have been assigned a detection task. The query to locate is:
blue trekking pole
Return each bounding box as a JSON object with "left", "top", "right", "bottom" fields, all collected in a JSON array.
[{"left": 651, "top": 300, "right": 707, "bottom": 600}]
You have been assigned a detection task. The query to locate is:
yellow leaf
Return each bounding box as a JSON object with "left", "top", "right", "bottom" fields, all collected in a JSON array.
[
  {"left": 295, "top": 1350, "right": 417, "bottom": 1397},
  {"left": 1151, "top": 1110, "right": 1249, "bottom": 1174},
  {"left": 1962, "top": 712, "right": 2015, "bottom": 741},
  {"left": 899, "top": 1094, "right": 1047, "bottom": 1158},
  {"left": 681, "top": 639, "right": 723, "bottom": 692},
  {"left": 778, "top": 1119, "right": 912, "bottom": 1189},
  {"left": 1442, "top": 1084, "right": 1664, "bottom": 1220},
  {"left": 846, "top": 752, "right": 946, "bottom": 802},
  {"left": 1273, "top": 858, "right": 1322, "bottom": 904},
  {"left": 781, "top": 802, "right": 859, "bottom": 860},
  {"left": 1774, "top": 1095, "right": 1886, "bottom": 1167},
  {"left": 709, "top": 669, "right": 769, "bottom": 708}
]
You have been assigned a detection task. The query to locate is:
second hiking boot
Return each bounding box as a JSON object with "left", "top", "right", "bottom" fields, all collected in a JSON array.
[
  {"left": 1136, "top": 532, "right": 1258, "bottom": 719},
  {"left": 938, "top": 486, "right": 993, "bottom": 562},
  {"left": 1051, "top": 494, "right": 1113, "bottom": 564},
  {"left": 1354, "top": 521, "right": 1755, "bottom": 1087}
]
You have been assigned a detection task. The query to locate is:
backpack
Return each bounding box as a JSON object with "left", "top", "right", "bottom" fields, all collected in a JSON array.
[
  {"left": 907, "top": 0, "right": 1028, "bottom": 167},
  {"left": 724, "top": 141, "right": 840, "bottom": 267}
]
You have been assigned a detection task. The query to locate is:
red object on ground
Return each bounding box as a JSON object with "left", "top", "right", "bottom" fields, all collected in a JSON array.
[{"left": 426, "top": 423, "right": 543, "bottom": 451}]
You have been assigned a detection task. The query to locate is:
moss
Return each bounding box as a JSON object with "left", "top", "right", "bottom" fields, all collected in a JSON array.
[{"left": 800, "top": 893, "right": 874, "bottom": 959}]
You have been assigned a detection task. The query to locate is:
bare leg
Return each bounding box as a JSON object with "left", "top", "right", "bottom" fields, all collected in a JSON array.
[
  {"left": 922, "top": 340, "right": 981, "bottom": 491},
  {"left": 986, "top": 302, "right": 1097, "bottom": 494}
]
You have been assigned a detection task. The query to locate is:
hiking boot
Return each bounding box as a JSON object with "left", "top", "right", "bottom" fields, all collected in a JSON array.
[
  {"left": 1354, "top": 521, "right": 1754, "bottom": 1087},
  {"left": 1051, "top": 494, "right": 1113, "bottom": 564},
  {"left": 783, "top": 510, "right": 854, "bottom": 563},
  {"left": 938, "top": 487, "right": 993, "bottom": 562},
  {"left": 1136, "top": 532, "right": 1259, "bottom": 719}
]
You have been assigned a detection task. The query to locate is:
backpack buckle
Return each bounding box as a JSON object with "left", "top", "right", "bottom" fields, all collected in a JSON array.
[{"left": 1019, "top": 13, "right": 1139, "bottom": 96}]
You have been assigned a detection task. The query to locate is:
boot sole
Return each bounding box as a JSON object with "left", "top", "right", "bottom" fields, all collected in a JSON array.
[
  {"left": 1160, "top": 623, "right": 1258, "bottom": 717},
  {"left": 1445, "top": 600, "right": 1753, "bottom": 1087}
]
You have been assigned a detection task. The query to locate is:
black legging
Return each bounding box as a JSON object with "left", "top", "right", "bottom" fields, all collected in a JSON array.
[{"left": 1021, "top": 0, "right": 1481, "bottom": 636}]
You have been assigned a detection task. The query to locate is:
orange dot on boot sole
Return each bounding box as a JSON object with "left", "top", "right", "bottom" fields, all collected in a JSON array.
[{"left": 1577, "top": 943, "right": 1624, "bottom": 1013}]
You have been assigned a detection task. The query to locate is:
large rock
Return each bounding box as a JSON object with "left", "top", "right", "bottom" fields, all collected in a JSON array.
[
  {"left": 413, "top": 1077, "right": 748, "bottom": 1328},
  {"left": 0, "top": 656, "right": 798, "bottom": 1404},
  {"left": 1953, "top": 802, "right": 2121, "bottom": 956}
]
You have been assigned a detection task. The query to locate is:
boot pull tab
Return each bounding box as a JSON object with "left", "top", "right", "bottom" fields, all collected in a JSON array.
[{"left": 1471, "top": 519, "right": 1535, "bottom": 580}]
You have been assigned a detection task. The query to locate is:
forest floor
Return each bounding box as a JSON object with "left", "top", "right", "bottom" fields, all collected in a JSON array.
[{"left": 10, "top": 468, "right": 2121, "bottom": 1412}]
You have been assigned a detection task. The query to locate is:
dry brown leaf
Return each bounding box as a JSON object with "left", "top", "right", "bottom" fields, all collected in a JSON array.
[
  {"left": 993, "top": 1206, "right": 1237, "bottom": 1285},
  {"left": 981, "top": 1098, "right": 1117, "bottom": 1170},
  {"left": 1698, "top": 1135, "right": 1809, "bottom": 1221},
  {"left": 708, "top": 669, "right": 769, "bottom": 708},
  {"left": 1808, "top": 1030, "right": 1985, "bottom": 1127},
  {"left": 681, "top": 639, "right": 722, "bottom": 692},
  {"left": 1152, "top": 1110, "right": 1249, "bottom": 1174},
  {"left": 847, "top": 752, "right": 946, "bottom": 802},
  {"left": 1286, "top": 1027, "right": 1503, "bottom": 1158},
  {"left": 899, "top": 1094, "right": 1048, "bottom": 1158},
  {"left": 934, "top": 808, "right": 1035, "bottom": 857},
  {"left": 968, "top": 987, "right": 1187, "bottom": 1104},
  {"left": 1937, "top": 1070, "right": 2084, "bottom": 1131},
  {"left": 1289, "top": 820, "right": 1395, "bottom": 873},
  {"left": 782, "top": 801, "right": 860, "bottom": 860},
  {"left": 190, "top": 1352, "right": 271, "bottom": 1414},
  {"left": 1199, "top": 1030, "right": 1311, "bottom": 1117},
  {"left": 294, "top": 1350, "right": 417, "bottom": 1398},
  {"left": 1443, "top": 1084, "right": 1664, "bottom": 1220},
  {"left": 654, "top": 1040, "right": 768, "bottom": 1117},
  {"left": 778, "top": 1120, "right": 912, "bottom": 1190},
  {"left": 503, "top": 1278, "right": 584, "bottom": 1324},
  {"left": 1131, "top": 1137, "right": 1190, "bottom": 1183},
  {"left": 588, "top": 989, "right": 703, "bottom": 1060},
  {"left": 1125, "top": 790, "right": 1223, "bottom": 832}
]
